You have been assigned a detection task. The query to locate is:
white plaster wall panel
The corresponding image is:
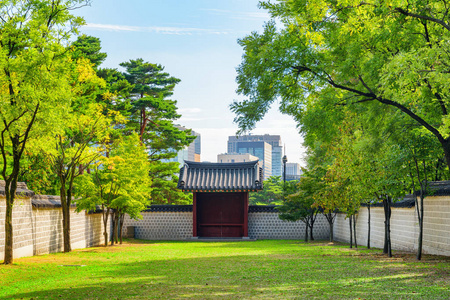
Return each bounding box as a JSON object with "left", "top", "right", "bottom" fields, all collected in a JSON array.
[
  {"left": 390, "top": 208, "right": 418, "bottom": 252},
  {"left": 0, "top": 197, "right": 34, "bottom": 259},
  {"left": 334, "top": 208, "right": 390, "bottom": 250},
  {"left": 32, "top": 207, "right": 63, "bottom": 255},
  {"left": 334, "top": 198, "right": 450, "bottom": 256},
  {"left": 422, "top": 196, "right": 450, "bottom": 256},
  {"left": 70, "top": 208, "right": 86, "bottom": 246},
  {"left": 12, "top": 198, "right": 33, "bottom": 253},
  {"left": 69, "top": 208, "right": 106, "bottom": 249},
  {"left": 32, "top": 207, "right": 104, "bottom": 255},
  {"left": 84, "top": 213, "right": 105, "bottom": 248},
  {"left": 1, "top": 195, "right": 108, "bottom": 259}
]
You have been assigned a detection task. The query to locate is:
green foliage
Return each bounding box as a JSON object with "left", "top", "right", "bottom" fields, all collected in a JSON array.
[
  {"left": 249, "top": 176, "right": 297, "bottom": 205},
  {"left": 232, "top": 0, "right": 450, "bottom": 171},
  {"left": 0, "top": 0, "right": 89, "bottom": 263},
  {"left": 75, "top": 134, "right": 152, "bottom": 220},
  {"left": 96, "top": 67, "right": 134, "bottom": 117},
  {"left": 279, "top": 173, "right": 320, "bottom": 222},
  {"left": 18, "top": 152, "right": 59, "bottom": 195},
  {"left": 71, "top": 34, "right": 107, "bottom": 68},
  {"left": 120, "top": 59, "right": 194, "bottom": 156},
  {"left": 148, "top": 161, "right": 192, "bottom": 205},
  {"left": 119, "top": 58, "right": 196, "bottom": 204}
]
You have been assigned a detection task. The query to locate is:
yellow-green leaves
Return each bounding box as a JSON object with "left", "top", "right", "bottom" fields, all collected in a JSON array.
[{"left": 76, "top": 134, "right": 152, "bottom": 220}]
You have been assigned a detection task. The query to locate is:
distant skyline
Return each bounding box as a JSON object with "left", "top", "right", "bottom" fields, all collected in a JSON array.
[{"left": 75, "top": 0, "right": 306, "bottom": 165}]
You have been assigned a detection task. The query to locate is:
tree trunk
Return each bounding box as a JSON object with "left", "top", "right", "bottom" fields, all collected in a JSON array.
[
  {"left": 349, "top": 216, "right": 353, "bottom": 248},
  {"left": 62, "top": 203, "right": 71, "bottom": 252},
  {"left": 110, "top": 212, "right": 115, "bottom": 245},
  {"left": 309, "top": 212, "right": 316, "bottom": 241},
  {"left": 383, "top": 200, "right": 388, "bottom": 254},
  {"left": 367, "top": 205, "right": 371, "bottom": 249},
  {"left": 383, "top": 197, "right": 392, "bottom": 257},
  {"left": 112, "top": 211, "right": 119, "bottom": 245},
  {"left": 441, "top": 138, "right": 450, "bottom": 173},
  {"left": 60, "top": 183, "right": 72, "bottom": 252},
  {"left": 3, "top": 142, "right": 21, "bottom": 264},
  {"left": 325, "top": 212, "right": 335, "bottom": 242},
  {"left": 353, "top": 214, "right": 357, "bottom": 249},
  {"left": 417, "top": 192, "right": 424, "bottom": 260},
  {"left": 329, "top": 220, "right": 334, "bottom": 242},
  {"left": 119, "top": 213, "right": 125, "bottom": 244},
  {"left": 1, "top": 105, "right": 38, "bottom": 264},
  {"left": 304, "top": 219, "right": 309, "bottom": 242},
  {"left": 4, "top": 198, "right": 14, "bottom": 264},
  {"left": 102, "top": 207, "right": 110, "bottom": 246}
]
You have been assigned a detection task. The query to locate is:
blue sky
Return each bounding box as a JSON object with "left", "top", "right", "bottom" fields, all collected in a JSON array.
[{"left": 75, "top": 0, "right": 305, "bottom": 165}]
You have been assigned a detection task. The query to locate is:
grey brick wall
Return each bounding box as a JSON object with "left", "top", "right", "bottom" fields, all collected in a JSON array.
[
  {"left": 122, "top": 212, "right": 193, "bottom": 240},
  {"left": 122, "top": 210, "right": 330, "bottom": 240},
  {"left": 249, "top": 212, "right": 329, "bottom": 240}
]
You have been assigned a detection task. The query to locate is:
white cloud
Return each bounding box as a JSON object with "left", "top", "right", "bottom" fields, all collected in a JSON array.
[
  {"left": 178, "top": 108, "right": 203, "bottom": 114},
  {"left": 84, "top": 23, "right": 231, "bottom": 35},
  {"left": 202, "top": 9, "right": 270, "bottom": 21},
  {"left": 178, "top": 117, "right": 205, "bottom": 122}
]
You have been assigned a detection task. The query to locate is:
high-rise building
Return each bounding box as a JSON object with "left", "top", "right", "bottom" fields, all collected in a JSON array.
[
  {"left": 164, "top": 127, "right": 201, "bottom": 165},
  {"left": 228, "top": 134, "right": 282, "bottom": 177},
  {"left": 217, "top": 153, "right": 259, "bottom": 163},
  {"left": 286, "top": 162, "right": 302, "bottom": 181},
  {"left": 235, "top": 141, "right": 272, "bottom": 178}
]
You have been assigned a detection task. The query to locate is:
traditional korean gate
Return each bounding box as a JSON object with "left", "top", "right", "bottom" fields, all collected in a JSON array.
[{"left": 196, "top": 192, "right": 244, "bottom": 237}]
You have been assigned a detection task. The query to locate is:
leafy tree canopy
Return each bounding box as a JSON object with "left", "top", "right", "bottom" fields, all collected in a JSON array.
[{"left": 232, "top": 0, "right": 450, "bottom": 170}]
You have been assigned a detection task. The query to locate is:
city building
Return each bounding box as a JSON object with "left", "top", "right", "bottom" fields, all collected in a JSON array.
[
  {"left": 228, "top": 134, "right": 283, "bottom": 177},
  {"left": 285, "top": 162, "right": 302, "bottom": 181},
  {"left": 164, "top": 127, "right": 201, "bottom": 165},
  {"left": 217, "top": 153, "right": 259, "bottom": 163},
  {"left": 235, "top": 141, "right": 272, "bottom": 179}
]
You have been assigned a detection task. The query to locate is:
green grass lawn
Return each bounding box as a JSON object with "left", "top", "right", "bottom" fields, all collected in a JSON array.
[{"left": 1, "top": 240, "right": 449, "bottom": 299}]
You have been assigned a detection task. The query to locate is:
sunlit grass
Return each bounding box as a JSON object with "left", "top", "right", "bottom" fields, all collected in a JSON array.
[{"left": 1, "top": 240, "right": 449, "bottom": 299}]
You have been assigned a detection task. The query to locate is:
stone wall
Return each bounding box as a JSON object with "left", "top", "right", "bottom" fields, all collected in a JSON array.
[
  {"left": 249, "top": 212, "right": 329, "bottom": 240},
  {"left": 31, "top": 206, "right": 105, "bottom": 256},
  {"left": 122, "top": 205, "right": 330, "bottom": 240},
  {"left": 421, "top": 196, "right": 450, "bottom": 256},
  {"left": 0, "top": 196, "right": 34, "bottom": 259},
  {"left": 0, "top": 193, "right": 107, "bottom": 260},
  {"left": 3, "top": 187, "right": 450, "bottom": 259},
  {"left": 123, "top": 212, "right": 193, "bottom": 240},
  {"left": 334, "top": 207, "right": 418, "bottom": 252},
  {"left": 333, "top": 196, "right": 450, "bottom": 256}
]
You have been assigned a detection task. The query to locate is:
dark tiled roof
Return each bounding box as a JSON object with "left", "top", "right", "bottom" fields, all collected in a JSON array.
[
  {"left": 423, "top": 180, "right": 450, "bottom": 196},
  {"left": 32, "top": 195, "right": 77, "bottom": 208},
  {"left": 248, "top": 205, "right": 279, "bottom": 213},
  {"left": 141, "top": 205, "right": 281, "bottom": 213},
  {"left": 143, "top": 205, "right": 193, "bottom": 212},
  {"left": 0, "top": 181, "right": 35, "bottom": 197},
  {"left": 178, "top": 161, "right": 263, "bottom": 192},
  {"left": 367, "top": 194, "right": 416, "bottom": 208}
]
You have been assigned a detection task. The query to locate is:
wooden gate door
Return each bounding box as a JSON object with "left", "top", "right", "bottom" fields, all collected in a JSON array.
[{"left": 197, "top": 192, "right": 244, "bottom": 237}]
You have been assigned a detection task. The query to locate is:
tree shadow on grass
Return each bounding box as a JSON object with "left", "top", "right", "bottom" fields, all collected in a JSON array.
[{"left": 3, "top": 244, "right": 450, "bottom": 300}]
